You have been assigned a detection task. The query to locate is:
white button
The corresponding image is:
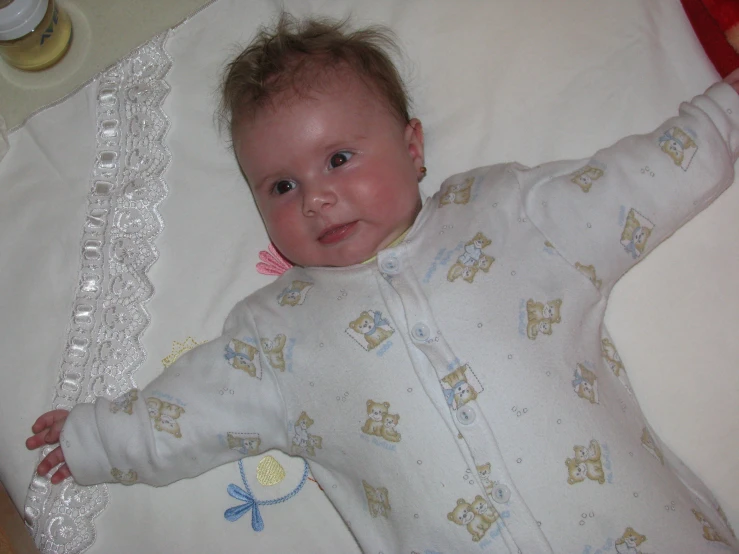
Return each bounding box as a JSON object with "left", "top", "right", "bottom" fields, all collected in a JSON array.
[
  {"left": 456, "top": 405, "right": 476, "bottom": 425},
  {"left": 410, "top": 322, "right": 430, "bottom": 342},
  {"left": 491, "top": 483, "right": 511, "bottom": 504},
  {"left": 379, "top": 254, "right": 400, "bottom": 275}
]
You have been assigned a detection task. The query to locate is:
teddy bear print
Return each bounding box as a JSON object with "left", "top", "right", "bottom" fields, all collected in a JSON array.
[
  {"left": 470, "top": 495, "right": 499, "bottom": 526},
  {"left": 615, "top": 527, "right": 647, "bottom": 554},
  {"left": 693, "top": 509, "right": 731, "bottom": 545},
  {"left": 277, "top": 280, "right": 313, "bottom": 306},
  {"left": 570, "top": 165, "right": 604, "bottom": 192},
  {"left": 226, "top": 432, "right": 261, "bottom": 456},
  {"left": 261, "top": 333, "right": 287, "bottom": 371},
  {"left": 572, "top": 364, "right": 599, "bottom": 404},
  {"left": 362, "top": 400, "right": 389, "bottom": 436},
  {"left": 290, "top": 411, "right": 323, "bottom": 457},
  {"left": 382, "top": 413, "right": 401, "bottom": 442},
  {"left": 347, "top": 310, "right": 394, "bottom": 351},
  {"left": 526, "top": 298, "right": 562, "bottom": 340},
  {"left": 146, "top": 397, "right": 185, "bottom": 438},
  {"left": 361, "top": 400, "right": 402, "bottom": 442},
  {"left": 565, "top": 439, "right": 605, "bottom": 484},
  {"left": 640, "top": 427, "right": 664, "bottom": 465},
  {"left": 575, "top": 262, "right": 602, "bottom": 290},
  {"left": 476, "top": 463, "right": 495, "bottom": 496},
  {"left": 441, "top": 364, "right": 482, "bottom": 409},
  {"left": 109, "top": 389, "right": 139, "bottom": 414},
  {"left": 447, "top": 232, "right": 495, "bottom": 283},
  {"left": 363, "top": 481, "right": 391, "bottom": 518},
  {"left": 439, "top": 177, "right": 474, "bottom": 206},
  {"left": 601, "top": 337, "right": 625, "bottom": 377},
  {"left": 658, "top": 126, "right": 697, "bottom": 170},
  {"left": 224, "top": 338, "right": 262, "bottom": 378},
  {"left": 110, "top": 468, "right": 138, "bottom": 485},
  {"left": 447, "top": 498, "right": 492, "bottom": 542},
  {"left": 620, "top": 208, "right": 654, "bottom": 259}
]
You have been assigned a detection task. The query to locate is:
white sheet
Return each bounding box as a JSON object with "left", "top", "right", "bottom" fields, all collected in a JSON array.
[{"left": 1, "top": 1, "right": 737, "bottom": 552}]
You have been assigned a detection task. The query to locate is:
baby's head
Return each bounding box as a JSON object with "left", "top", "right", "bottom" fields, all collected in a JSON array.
[{"left": 220, "top": 14, "right": 425, "bottom": 267}]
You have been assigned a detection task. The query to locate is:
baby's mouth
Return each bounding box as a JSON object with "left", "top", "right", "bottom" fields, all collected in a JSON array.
[{"left": 318, "top": 221, "right": 358, "bottom": 244}]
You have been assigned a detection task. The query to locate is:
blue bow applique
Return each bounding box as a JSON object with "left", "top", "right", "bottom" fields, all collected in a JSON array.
[
  {"left": 224, "top": 458, "right": 309, "bottom": 532},
  {"left": 225, "top": 483, "right": 264, "bottom": 531}
]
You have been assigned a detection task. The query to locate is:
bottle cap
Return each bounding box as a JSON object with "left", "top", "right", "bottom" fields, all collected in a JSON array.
[{"left": 0, "top": 0, "right": 47, "bottom": 41}]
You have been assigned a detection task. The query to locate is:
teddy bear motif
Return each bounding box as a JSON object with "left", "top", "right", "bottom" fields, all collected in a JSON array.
[
  {"left": 447, "top": 497, "right": 493, "bottom": 542},
  {"left": 226, "top": 432, "right": 261, "bottom": 456},
  {"left": 363, "top": 481, "right": 391, "bottom": 518},
  {"left": 570, "top": 165, "right": 604, "bottom": 192},
  {"left": 346, "top": 310, "right": 394, "bottom": 351},
  {"left": 526, "top": 298, "right": 562, "bottom": 340},
  {"left": 572, "top": 364, "right": 599, "bottom": 404},
  {"left": 109, "top": 389, "right": 139, "bottom": 415},
  {"left": 620, "top": 208, "right": 653, "bottom": 259},
  {"left": 640, "top": 427, "right": 664, "bottom": 465},
  {"left": 439, "top": 177, "right": 474, "bottom": 206},
  {"left": 470, "top": 495, "right": 499, "bottom": 526},
  {"left": 382, "top": 413, "right": 401, "bottom": 443},
  {"left": 693, "top": 509, "right": 731, "bottom": 544},
  {"left": 277, "top": 280, "right": 313, "bottom": 306},
  {"left": 565, "top": 439, "right": 605, "bottom": 485},
  {"left": 476, "top": 463, "right": 495, "bottom": 496},
  {"left": 441, "top": 364, "right": 482, "bottom": 410},
  {"left": 290, "top": 411, "right": 323, "bottom": 457},
  {"left": 447, "top": 232, "right": 495, "bottom": 283},
  {"left": 224, "top": 338, "right": 262, "bottom": 378},
  {"left": 658, "top": 126, "right": 697, "bottom": 170},
  {"left": 575, "top": 262, "right": 602, "bottom": 290},
  {"left": 615, "top": 527, "right": 647, "bottom": 554},
  {"left": 361, "top": 400, "right": 402, "bottom": 442},
  {"left": 110, "top": 468, "right": 138, "bottom": 485},
  {"left": 601, "top": 337, "right": 624, "bottom": 377},
  {"left": 261, "top": 333, "right": 287, "bottom": 371},
  {"left": 146, "top": 397, "right": 185, "bottom": 438}
]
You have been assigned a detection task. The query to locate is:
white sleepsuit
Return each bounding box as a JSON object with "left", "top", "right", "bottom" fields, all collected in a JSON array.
[{"left": 61, "top": 83, "right": 739, "bottom": 553}]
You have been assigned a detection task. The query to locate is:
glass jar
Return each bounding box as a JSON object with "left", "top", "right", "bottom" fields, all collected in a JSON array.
[{"left": 0, "top": 0, "right": 72, "bottom": 71}]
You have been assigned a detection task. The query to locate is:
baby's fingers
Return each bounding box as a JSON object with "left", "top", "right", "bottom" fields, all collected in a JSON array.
[
  {"left": 27, "top": 409, "right": 69, "bottom": 450},
  {"left": 31, "top": 409, "right": 69, "bottom": 434},
  {"left": 36, "top": 446, "right": 72, "bottom": 484}
]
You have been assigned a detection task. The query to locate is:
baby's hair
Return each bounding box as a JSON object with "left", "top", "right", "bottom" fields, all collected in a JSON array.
[{"left": 218, "top": 12, "right": 411, "bottom": 137}]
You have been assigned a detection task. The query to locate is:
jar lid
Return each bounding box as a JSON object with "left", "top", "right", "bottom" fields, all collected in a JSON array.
[{"left": 0, "top": 0, "right": 47, "bottom": 41}]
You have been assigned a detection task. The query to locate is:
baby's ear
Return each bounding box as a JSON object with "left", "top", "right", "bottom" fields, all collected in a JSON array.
[{"left": 405, "top": 118, "right": 425, "bottom": 172}]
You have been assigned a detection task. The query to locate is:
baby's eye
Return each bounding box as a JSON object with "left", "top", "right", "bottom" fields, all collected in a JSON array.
[
  {"left": 329, "top": 151, "right": 353, "bottom": 169},
  {"left": 273, "top": 180, "right": 296, "bottom": 195}
]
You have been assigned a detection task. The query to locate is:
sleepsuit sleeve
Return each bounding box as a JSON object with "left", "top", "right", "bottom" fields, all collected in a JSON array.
[
  {"left": 59, "top": 298, "right": 287, "bottom": 486},
  {"left": 516, "top": 82, "right": 739, "bottom": 294}
]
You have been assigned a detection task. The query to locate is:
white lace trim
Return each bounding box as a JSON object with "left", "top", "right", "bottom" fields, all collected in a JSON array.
[{"left": 24, "top": 32, "right": 172, "bottom": 554}]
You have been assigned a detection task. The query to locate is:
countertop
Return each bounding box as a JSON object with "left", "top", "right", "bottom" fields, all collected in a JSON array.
[{"left": 0, "top": 0, "right": 212, "bottom": 130}]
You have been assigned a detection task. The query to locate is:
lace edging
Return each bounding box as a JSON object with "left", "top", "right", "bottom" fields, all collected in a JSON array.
[{"left": 23, "top": 31, "right": 172, "bottom": 554}]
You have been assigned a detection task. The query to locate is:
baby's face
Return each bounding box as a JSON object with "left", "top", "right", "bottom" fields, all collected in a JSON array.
[{"left": 235, "top": 71, "right": 424, "bottom": 267}]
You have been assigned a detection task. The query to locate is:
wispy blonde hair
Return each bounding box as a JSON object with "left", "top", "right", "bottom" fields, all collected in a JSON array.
[{"left": 218, "top": 13, "right": 411, "bottom": 136}]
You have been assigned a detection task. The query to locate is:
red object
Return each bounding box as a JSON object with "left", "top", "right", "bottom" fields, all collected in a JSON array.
[{"left": 681, "top": 0, "right": 739, "bottom": 77}]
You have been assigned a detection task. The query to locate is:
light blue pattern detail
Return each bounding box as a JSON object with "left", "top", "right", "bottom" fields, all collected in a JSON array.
[{"left": 224, "top": 458, "right": 310, "bottom": 531}]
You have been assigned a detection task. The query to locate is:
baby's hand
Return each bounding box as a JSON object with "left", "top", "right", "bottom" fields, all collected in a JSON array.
[
  {"left": 26, "top": 409, "right": 71, "bottom": 484},
  {"left": 725, "top": 68, "right": 739, "bottom": 94}
]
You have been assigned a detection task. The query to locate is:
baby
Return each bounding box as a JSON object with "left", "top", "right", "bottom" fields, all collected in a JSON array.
[{"left": 26, "top": 14, "right": 739, "bottom": 553}]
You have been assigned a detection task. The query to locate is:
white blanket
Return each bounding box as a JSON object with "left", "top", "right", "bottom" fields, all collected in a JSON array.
[{"left": 1, "top": 1, "right": 737, "bottom": 552}]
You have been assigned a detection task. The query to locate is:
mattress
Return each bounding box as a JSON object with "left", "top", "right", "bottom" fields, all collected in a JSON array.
[{"left": 0, "top": 1, "right": 737, "bottom": 552}]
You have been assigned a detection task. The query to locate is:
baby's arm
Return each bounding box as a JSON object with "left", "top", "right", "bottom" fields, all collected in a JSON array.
[
  {"left": 25, "top": 300, "right": 287, "bottom": 487},
  {"left": 517, "top": 75, "right": 739, "bottom": 294},
  {"left": 26, "top": 409, "right": 70, "bottom": 484}
]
